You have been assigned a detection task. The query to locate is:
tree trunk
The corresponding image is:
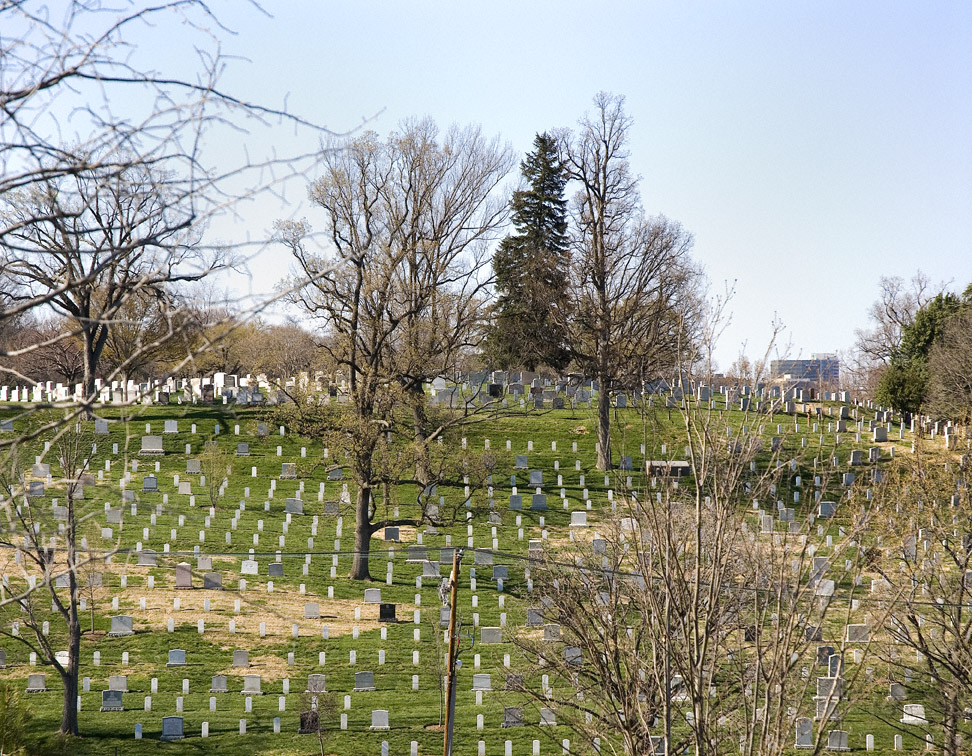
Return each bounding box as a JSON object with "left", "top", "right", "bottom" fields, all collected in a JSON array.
[
  {"left": 411, "top": 391, "right": 430, "bottom": 486},
  {"left": 82, "top": 335, "right": 97, "bottom": 420},
  {"left": 60, "top": 616, "right": 81, "bottom": 735},
  {"left": 596, "top": 372, "right": 612, "bottom": 470},
  {"left": 350, "top": 485, "right": 373, "bottom": 580},
  {"left": 943, "top": 690, "right": 959, "bottom": 756}
]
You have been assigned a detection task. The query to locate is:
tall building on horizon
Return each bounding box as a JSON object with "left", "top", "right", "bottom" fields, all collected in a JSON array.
[{"left": 770, "top": 353, "right": 840, "bottom": 387}]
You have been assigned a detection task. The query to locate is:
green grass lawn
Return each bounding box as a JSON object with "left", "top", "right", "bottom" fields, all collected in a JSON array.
[{"left": 0, "top": 395, "right": 947, "bottom": 754}]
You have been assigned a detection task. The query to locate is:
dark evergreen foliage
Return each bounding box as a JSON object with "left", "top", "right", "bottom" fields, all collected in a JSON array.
[{"left": 485, "top": 133, "right": 571, "bottom": 371}]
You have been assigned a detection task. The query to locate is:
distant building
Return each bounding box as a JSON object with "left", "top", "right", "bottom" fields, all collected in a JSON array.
[{"left": 770, "top": 353, "right": 839, "bottom": 388}]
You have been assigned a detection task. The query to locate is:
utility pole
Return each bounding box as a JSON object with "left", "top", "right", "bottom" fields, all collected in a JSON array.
[{"left": 443, "top": 547, "right": 464, "bottom": 756}]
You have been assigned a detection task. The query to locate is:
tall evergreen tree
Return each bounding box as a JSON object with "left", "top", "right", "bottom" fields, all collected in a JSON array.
[{"left": 486, "top": 133, "right": 571, "bottom": 371}]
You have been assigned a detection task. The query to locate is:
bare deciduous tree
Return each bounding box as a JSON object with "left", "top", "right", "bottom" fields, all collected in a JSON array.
[
  {"left": 277, "top": 120, "right": 513, "bottom": 579},
  {"left": 563, "top": 93, "right": 701, "bottom": 470}
]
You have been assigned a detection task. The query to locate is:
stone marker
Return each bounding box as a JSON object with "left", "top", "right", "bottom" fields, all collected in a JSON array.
[
  {"left": 502, "top": 707, "right": 524, "bottom": 728},
  {"left": 161, "top": 716, "right": 184, "bottom": 741},
  {"left": 167, "top": 649, "right": 187, "bottom": 667},
  {"left": 795, "top": 717, "right": 813, "bottom": 749},
  {"left": 139, "top": 436, "right": 164, "bottom": 456},
  {"left": 901, "top": 704, "right": 927, "bottom": 724},
  {"left": 354, "top": 671, "right": 376, "bottom": 691},
  {"left": 175, "top": 562, "right": 193, "bottom": 589},
  {"left": 203, "top": 572, "right": 222, "bottom": 590},
  {"left": 109, "top": 616, "right": 134, "bottom": 637}
]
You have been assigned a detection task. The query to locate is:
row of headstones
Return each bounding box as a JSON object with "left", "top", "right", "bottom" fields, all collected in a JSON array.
[{"left": 148, "top": 711, "right": 575, "bottom": 744}]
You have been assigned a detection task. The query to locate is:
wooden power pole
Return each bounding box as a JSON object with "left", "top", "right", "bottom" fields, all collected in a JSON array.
[{"left": 443, "top": 547, "right": 463, "bottom": 756}]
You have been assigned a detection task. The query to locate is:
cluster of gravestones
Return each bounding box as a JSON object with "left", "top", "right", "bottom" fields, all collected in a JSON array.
[{"left": 0, "top": 400, "right": 946, "bottom": 751}]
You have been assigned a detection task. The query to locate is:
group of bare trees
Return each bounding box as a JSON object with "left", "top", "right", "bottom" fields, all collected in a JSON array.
[{"left": 0, "top": 1, "right": 331, "bottom": 738}]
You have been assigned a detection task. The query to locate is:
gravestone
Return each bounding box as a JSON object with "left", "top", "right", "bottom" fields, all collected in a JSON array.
[
  {"left": 240, "top": 560, "right": 258, "bottom": 575},
  {"left": 203, "top": 572, "right": 222, "bottom": 590},
  {"left": 826, "top": 730, "right": 849, "bottom": 751},
  {"left": 236, "top": 443, "right": 250, "bottom": 457},
  {"left": 161, "top": 716, "right": 184, "bottom": 741},
  {"left": 514, "top": 455, "right": 528, "bottom": 469},
  {"left": 164, "top": 420, "right": 178, "bottom": 434},
  {"left": 143, "top": 475, "right": 158, "bottom": 492},
  {"left": 492, "top": 565, "right": 508, "bottom": 580},
  {"left": 540, "top": 708, "right": 556, "bottom": 726},
  {"left": 502, "top": 707, "right": 524, "bottom": 727},
  {"left": 306, "top": 674, "right": 327, "bottom": 693},
  {"left": 816, "top": 646, "right": 835, "bottom": 666},
  {"left": 109, "top": 616, "right": 134, "bottom": 637},
  {"left": 354, "top": 671, "right": 376, "bottom": 691},
  {"left": 210, "top": 675, "right": 228, "bottom": 693},
  {"left": 889, "top": 682, "right": 906, "bottom": 701},
  {"left": 530, "top": 494, "right": 547, "bottom": 510},
  {"left": 167, "top": 649, "right": 187, "bottom": 667},
  {"left": 268, "top": 562, "right": 284, "bottom": 578},
  {"left": 327, "top": 467, "right": 343, "bottom": 481},
  {"left": 101, "top": 689, "right": 124, "bottom": 711},
  {"left": 370, "top": 710, "right": 389, "bottom": 730},
  {"left": 901, "top": 704, "right": 927, "bottom": 724},
  {"left": 304, "top": 603, "right": 320, "bottom": 619},
  {"left": 472, "top": 673, "right": 491, "bottom": 691},
  {"left": 186, "top": 459, "right": 201, "bottom": 475},
  {"left": 379, "top": 603, "right": 396, "bottom": 622},
  {"left": 233, "top": 650, "right": 249, "bottom": 668},
  {"left": 175, "top": 562, "right": 192, "bottom": 589},
  {"left": 139, "top": 436, "right": 164, "bottom": 455},
  {"left": 384, "top": 526, "right": 400, "bottom": 541},
  {"left": 509, "top": 494, "right": 522, "bottom": 510},
  {"left": 138, "top": 550, "right": 158, "bottom": 567},
  {"left": 795, "top": 717, "right": 813, "bottom": 749},
  {"left": 281, "top": 463, "right": 297, "bottom": 479},
  {"left": 242, "top": 674, "right": 262, "bottom": 695},
  {"left": 364, "top": 588, "right": 382, "bottom": 604},
  {"left": 481, "top": 627, "right": 503, "bottom": 644},
  {"left": 26, "top": 674, "right": 46, "bottom": 692},
  {"left": 529, "top": 470, "right": 543, "bottom": 486},
  {"left": 94, "top": 419, "right": 109, "bottom": 435}
]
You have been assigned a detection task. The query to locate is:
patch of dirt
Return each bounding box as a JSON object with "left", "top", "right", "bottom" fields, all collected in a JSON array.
[
  {"left": 379, "top": 525, "right": 417, "bottom": 543},
  {"left": 117, "top": 587, "right": 414, "bottom": 645},
  {"left": 572, "top": 426, "right": 588, "bottom": 435},
  {"left": 215, "top": 653, "right": 291, "bottom": 682}
]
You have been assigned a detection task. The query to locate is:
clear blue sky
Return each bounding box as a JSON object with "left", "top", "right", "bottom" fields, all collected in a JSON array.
[{"left": 160, "top": 1, "right": 972, "bottom": 370}]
